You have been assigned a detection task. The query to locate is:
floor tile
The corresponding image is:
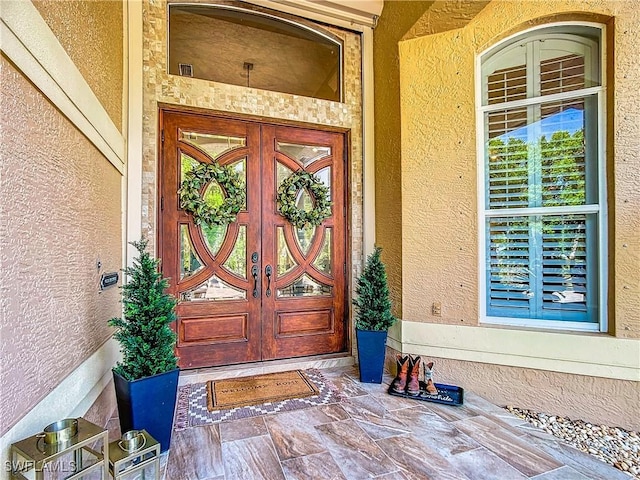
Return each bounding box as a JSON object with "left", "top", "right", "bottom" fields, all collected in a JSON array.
[
  {"left": 426, "top": 402, "right": 486, "bottom": 423},
  {"left": 393, "top": 406, "right": 481, "bottom": 457},
  {"left": 525, "top": 434, "right": 631, "bottom": 480},
  {"left": 281, "top": 451, "right": 348, "bottom": 480},
  {"left": 265, "top": 407, "right": 334, "bottom": 460},
  {"left": 453, "top": 416, "right": 562, "bottom": 477},
  {"left": 315, "top": 419, "right": 398, "bottom": 478},
  {"left": 371, "top": 390, "right": 425, "bottom": 411},
  {"left": 447, "top": 447, "right": 528, "bottom": 480},
  {"left": 339, "top": 395, "right": 412, "bottom": 439},
  {"left": 222, "top": 435, "right": 285, "bottom": 480},
  {"left": 165, "top": 425, "right": 224, "bottom": 480},
  {"left": 376, "top": 435, "right": 471, "bottom": 480},
  {"left": 372, "top": 471, "right": 410, "bottom": 479},
  {"left": 160, "top": 365, "right": 627, "bottom": 480},
  {"left": 219, "top": 416, "right": 268, "bottom": 443},
  {"left": 325, "top": 373, "right": 369, "bottom": 398},
  {"left": 530, "top": 465, "right": 592, "bottom": 479}
]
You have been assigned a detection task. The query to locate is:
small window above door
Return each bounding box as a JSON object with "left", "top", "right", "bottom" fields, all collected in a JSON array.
[{"left": 168, "top": 4, "right": 343, "bottom": 102}]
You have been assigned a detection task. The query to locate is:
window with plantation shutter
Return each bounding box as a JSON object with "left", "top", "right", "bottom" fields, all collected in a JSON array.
[{"left": 479, "top": 25, "right": 606, "bottom": 331}]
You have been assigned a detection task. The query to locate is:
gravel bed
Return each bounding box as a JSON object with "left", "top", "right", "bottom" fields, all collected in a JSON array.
[{"left": 506, "top": 406, "right": 640, "bottom": 478}]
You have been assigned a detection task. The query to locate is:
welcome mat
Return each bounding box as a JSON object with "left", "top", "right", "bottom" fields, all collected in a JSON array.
[
  {"left": 174, "top": 369, "right": 344, "bottom": 428},
  {"left": 207, "top": 370, "right": 319, "bottom": 410}
]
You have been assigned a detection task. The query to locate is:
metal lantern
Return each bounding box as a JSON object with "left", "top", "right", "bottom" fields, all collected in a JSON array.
[
  {"left": 10, "top": 417, "right": 108, "bottom": 479},
  {"left": 108, "top": 430, "right": 160, "bottom": 480}
]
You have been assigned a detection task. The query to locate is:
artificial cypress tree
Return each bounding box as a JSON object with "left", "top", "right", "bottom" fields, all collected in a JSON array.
[
  {"left": 353, "top": 246, "right": 397, "bottom": 331},
  {"left": 109, "top": 238, "right": 178, "bottom": 381}
]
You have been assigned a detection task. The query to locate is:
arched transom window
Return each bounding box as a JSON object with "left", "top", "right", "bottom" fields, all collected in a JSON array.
[{"left": 168, "top": 4, "right": 343, "bottom": 102}]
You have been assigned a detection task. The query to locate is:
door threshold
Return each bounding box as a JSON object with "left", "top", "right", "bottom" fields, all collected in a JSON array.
[{"left": 178, "top": 353, "right": 355, "bottom": 386}]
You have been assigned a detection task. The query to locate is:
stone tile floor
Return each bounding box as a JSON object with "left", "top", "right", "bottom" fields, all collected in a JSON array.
[{"left": 108, "top": 365, "right": 629, "bottom": 479}]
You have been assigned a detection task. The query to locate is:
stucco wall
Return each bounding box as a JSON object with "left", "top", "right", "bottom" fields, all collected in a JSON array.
[
  {"left": 0, "top": 57, "right": 122, "bottom": 435},
  {"left": 32, "top": 0, "right": 124, "bottom": 132},
  {"left": 373, "top": 1, "right": 434, "bottom": 318},
  {"left": 399, "top": 0, "right": 640, "bottom": 337}
]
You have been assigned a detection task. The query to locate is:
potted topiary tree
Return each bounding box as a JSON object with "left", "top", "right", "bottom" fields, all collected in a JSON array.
[
  {"left": 109, "top": 238, "right": 179, "bottom": 453},
  {"left": 353, "top": 246, "right": 397, "bottom": 383}
]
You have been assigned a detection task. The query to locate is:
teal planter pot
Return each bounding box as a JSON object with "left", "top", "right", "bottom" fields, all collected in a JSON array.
[
  {"left": 356, "top": 329, "right": 387, "bottom": 383},
  {"left": 113, "top": 368, "right": 179, "bottom": 453}
]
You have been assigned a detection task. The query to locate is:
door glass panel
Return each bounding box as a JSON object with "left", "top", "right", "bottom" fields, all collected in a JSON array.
[
  {"left": 230, "top": 158, "right": 247, "bottom": 209},
  {"left": 201, "top": 223, "right": 227, "bottom": 258},
  {"left": 204, "top": 181, "right": 224, "bottom": 210},
  {"left": 277, "top": 227, "right": 298, "bottom": 276},
  {"left": 277, "top": 273, "right": 332, "bottom": 297},
  {"left": 180, "top": 153, "right": 199, "bottom": 183},
  {"left": 180, "top": 132, "right": 245, "bottom": 160},
  {"left": 315, "top": 166, "right": 332, "bottom": 200},
  {"left": 296, "top": 224, "right": 316, "bottom": 256},
  {"left": 277, "top": 162, "right": 293, "bottom": 187},
  {"left": 223, "top": 226, "right": 247, "bottom": 279},
  {"left": 276, "top": 142, "right": 331, "bottom": 167},
  {"left": 312, "top": 228, "right": 332, "bottom": 275},
  {"left": 180, "top": 225, "right": 205, "bottom": 279},
  {"left": 180, "top": 274, "right": 246, "bottom": 302}
]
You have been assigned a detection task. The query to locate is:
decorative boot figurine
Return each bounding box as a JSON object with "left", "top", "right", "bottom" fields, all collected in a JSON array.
[
  {"left": 424, "top": 361, "right": 438, "bottom": 395},
  {"left": 406, "top": 355, "right": 421, "bottom": 396},
  {"left": 390, "top": 355, "right": 409, "bottom": 394}
]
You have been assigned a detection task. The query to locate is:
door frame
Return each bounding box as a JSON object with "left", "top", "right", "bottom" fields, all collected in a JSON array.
[{"left": 157, "top": 104, "right": 353, "bottom": 366}]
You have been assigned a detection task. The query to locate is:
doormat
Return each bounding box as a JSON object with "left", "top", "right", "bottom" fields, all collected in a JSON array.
[
  {"left": 208, "top": 370, "right": 319, "bottom": 410},
  {"left": 174, "top": 369, "right": 344, "bottom": 428}
]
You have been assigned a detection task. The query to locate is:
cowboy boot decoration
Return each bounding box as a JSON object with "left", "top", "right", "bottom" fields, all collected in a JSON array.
[
  {"left": 424, "top": 361, "right": 438, "bottom": 395},
  {"left": 390, "top": 355, "right": 409, "bottom": 394},
  {"left": 406, "top": 355, "right": 421, "bottom": 396}
]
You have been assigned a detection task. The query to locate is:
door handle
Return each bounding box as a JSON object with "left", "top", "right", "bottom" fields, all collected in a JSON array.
[
  {"left": 251, "top": 265, "right": 259, "bottom": 298},
  {"left": 265, "top": 265, "right": 272, "bottom": 297}
]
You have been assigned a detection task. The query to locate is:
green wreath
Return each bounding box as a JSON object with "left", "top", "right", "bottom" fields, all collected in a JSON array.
[
  {"left": 178, "top": 162, "right": 246, "bottom": 227},
  {"left": 277, "top": 171, "right": 332, "bottom": 228}
]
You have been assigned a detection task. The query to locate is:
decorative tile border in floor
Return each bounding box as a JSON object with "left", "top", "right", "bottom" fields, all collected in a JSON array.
[{"left": 174, "top": 369, "right": 345, "bottom": 427}]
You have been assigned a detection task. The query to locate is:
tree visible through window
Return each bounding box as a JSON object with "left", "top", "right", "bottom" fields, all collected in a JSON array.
[{"left": 479, "top": 25, "right": 606, "bottom": 329}]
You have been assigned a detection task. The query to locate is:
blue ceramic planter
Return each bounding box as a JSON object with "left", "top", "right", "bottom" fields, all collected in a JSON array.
[
  {"left": 113, "top": 368, "right": 179, "bottom": 453},
  {"left": 356, "top": 329, "right": 387, "bottom": 383}
]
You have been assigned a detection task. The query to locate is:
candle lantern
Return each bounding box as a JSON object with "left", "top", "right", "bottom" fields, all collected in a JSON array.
[
  {"left": 10, "top": 417, "right": 108, "bottom": 479},
  {"left": 108, "top": 430, "right": 160, "bottom": 480}
]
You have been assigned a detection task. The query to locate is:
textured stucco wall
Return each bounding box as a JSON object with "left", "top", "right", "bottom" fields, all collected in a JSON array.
[
  {"left": 399, "top": 0, "right": 640, "bottom": 337},
  {"left": 0, "top": 57, "right": 122, "bottom": 435},
  {"left": 32, "top": 0, "right": 124, "bottom": 132},
  {"left": 373, "top": 1, "right": 434, "bottom": 318}
]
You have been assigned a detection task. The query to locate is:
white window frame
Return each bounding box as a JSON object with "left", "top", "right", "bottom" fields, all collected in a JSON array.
[{"left": 476, "top": 22, "right": 608, "bottom": 332}]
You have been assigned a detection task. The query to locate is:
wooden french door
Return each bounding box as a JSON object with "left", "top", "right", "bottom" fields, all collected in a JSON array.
[{"left": 159, "top": 109, "right": 348, "bottom": 368}]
